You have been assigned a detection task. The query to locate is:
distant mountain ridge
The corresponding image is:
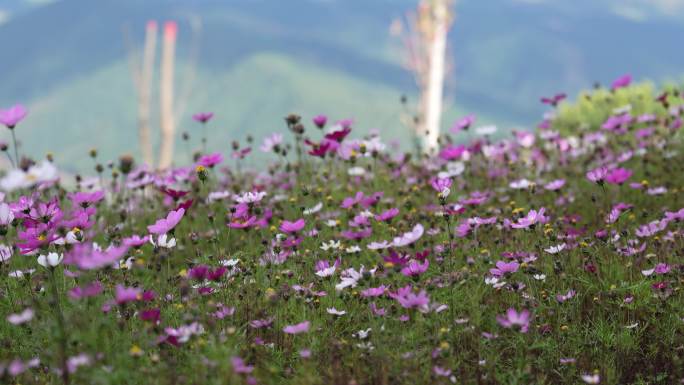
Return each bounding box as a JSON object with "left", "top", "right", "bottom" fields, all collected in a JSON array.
[{"left": 0, "top": 0, "right": 683, "bottom": 171}]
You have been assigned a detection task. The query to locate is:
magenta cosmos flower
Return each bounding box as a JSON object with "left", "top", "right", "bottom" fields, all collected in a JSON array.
[
  {"left": 611, "top": 74, "right": 631, "bottom": 90},
  {"left": 496, "top": 308, "right": 531, "bottom": 333},
  {"left": 540, "top": 93, "right": 566, "bottom": 107},
  {"left": 283, "top": 321, "right": 310, "bottom": 334},
  {"left": 375, "top": 207, "right": 399, "bottom": 222},
  {"left": 0, "top": 104, "right": 28, "bottom": 128},
  {"left": 489, "top": 260, "right": 519, "bottom": 277},
  {"left": 586, "top": 166, "right": 608, "bottom": 184},
  {"left": 401, "top": 259, "right": 429, "bottom": 277},
  {"left": 192, "top": 112, "right": 214, "bottom": 123},
  {"left": 393, "top": 286, "right": 430, "bottom": 312},
  {"left": 430, "top": 177, "right": 452, "bottom": 197},
  {"left": 450, "top": 114, "right": 475, "bottom": 133},
  {"left": 280, "top": 218, "right": 305, "bottom": 233},
  {"left": 231, "top": 356, "right": 254, "bottom": 374},
  {"left": 605, "top": 168, "right": 632, "bottom": 185},
  {"left": 439, "top": 144, "right": 466, "bottom": 160},
  {"left": 69, "top": 190, "right": 105, "bottom": 208},
  {"left": 197, "top": 153, "right": 224, "bottom": 168},
  {"left": 148, "top": 208, "right": 185, "bottom": 234},
  {"left": 312, "top": 114, "right": 327, "bottom": 128},
  {"left": 115, "top": 285, "right": 142, "bottom": 305}
]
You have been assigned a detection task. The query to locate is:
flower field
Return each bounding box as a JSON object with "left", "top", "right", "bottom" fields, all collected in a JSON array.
[{"left": 0, "top": 78, "right": 683, "bottom": 384}]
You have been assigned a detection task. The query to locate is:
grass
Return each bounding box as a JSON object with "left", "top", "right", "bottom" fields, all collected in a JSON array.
[{"left": 0, "top": 81, "right": 683, "bottom": 384}]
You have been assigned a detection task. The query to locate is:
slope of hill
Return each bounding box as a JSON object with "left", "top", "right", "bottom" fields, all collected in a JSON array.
[{"left": 0, "top": 0, "right": 683, "bottom": 171}]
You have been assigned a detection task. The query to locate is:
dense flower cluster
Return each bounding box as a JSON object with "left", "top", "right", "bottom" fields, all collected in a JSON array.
[{"left": 0, "top": 76, "right": 683, "bottom": 384}]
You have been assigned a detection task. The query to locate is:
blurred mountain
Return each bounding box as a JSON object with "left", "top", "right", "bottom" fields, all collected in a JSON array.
[{"left": 0, "top": 0, "right": 683, "bottom": 171}]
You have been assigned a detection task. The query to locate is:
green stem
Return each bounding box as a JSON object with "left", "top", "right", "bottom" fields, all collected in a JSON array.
[
  {"left": 49, "top": 268, "right": 70, "bottom": 385},
  {"left": 10, "top": 128, "right": 20, "bottom": 168}
]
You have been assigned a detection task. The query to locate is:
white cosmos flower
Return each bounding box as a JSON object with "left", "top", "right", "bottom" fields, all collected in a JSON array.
[
  {"left": 37, "top": 252, "right": 63, "bottom": 267},
  {"left": 0, "top": 202, "right": 14, "bottom": 225},
  {"left": 303, "top": 202, "right": 323, "bottom": 215},
  {"left": 220, "top": 259, "right": 240, "bottom": 267},
  {"left": 53, "top": 231, "right": 81, "bottom": 245},
  {"left": 509, "top": 179, "right": 531, "bottom": 189},
  {"left": 335, "top": 266, "right": 375, "bottom": 291},
  {"left": 8, "top": 269, "right": 35, "bottom": 278},
  {"left": 207, "top": 190, "right": 231, "bottom": 202},
  {"left": 544, "top": 243, "right": 566, "bottom": 254},
  {"left": 475, "top": 125, "right": 497, "bottom": 136},
  {"left": 613, "top": 104, "right": 632, "bottom": 115},
  {"left": 438, "top": 161, "right": 465, "bottom": 179},
  {"left": 347, "top": 166, "right": 366, "bottom": 176},
  {"left": 353, "top": 328, "right": 372, "bottom": 339},
  {"left": 0, "top": 161, "right": 59, "bottom": 191},
  {"left": 581, "top": 374, "right": 600, "bottom": 384},
  {"left": 150, "top": 234, "right": 176, "bottom": 249},
  {"left": 0, "top": 244, "right": 12, "bottom": 263},
  {"left": 315, "top": 265, "right": 336, "bottom": 278},
  {"left": 320, "top": 240, "right": 341, "bottom": 251},
  {"left": 234, "top": 191, "right": 267, "bottom": 204},
  {"left": 346, "top": 245, "right": 361, "bottom": 253},
  {"left": 367, "top": 241, "right": 390, "bottom": 250},
  {"left": 326, "top": 307, "right": 346, "bottom": 316}
]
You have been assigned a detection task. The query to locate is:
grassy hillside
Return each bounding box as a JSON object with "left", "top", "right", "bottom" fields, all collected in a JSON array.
[{"left": 7, "top": 51, "right": 483, "bottom": 172}]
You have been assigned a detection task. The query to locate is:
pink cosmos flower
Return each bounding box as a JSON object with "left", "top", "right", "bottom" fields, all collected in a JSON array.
[
  {"left": 6, "top": 308, "right": 34, "bottom": 325},
  {"left": 511, "top": 208, "right": 548, "bottom": 229},
  {"left": 283, "top": 321, "right": 310, "bottom": 334},
  {"left": 196, "top": 153, "right": 224, "bottom": 168},
  {"left": 280, "top": 218, "right": 305, "bottom": 233},
  {"left": 556, "top": 289, "right": 576, "bottom": 303},
  {"left": 260, "top": 133, "right": 283, "bottom": 152},
  {"left": 611, "top": 74, "right": 631, "bottom": 90},
  {"left": 69, "top": 281, "right": 104, "bottom": 300},
  {"left": 395, "top": 288, "right": 430, "bottom": 312},
  {"left": 361, "top": 285, "right": 387, "bottom": 298},
  {"left": 192, "top": 112, "right": 214, "bottom": 123},
  {"left": 489, "top": 261, "right": 519, "bottom": 277},
  {"left": 635, "top": 220, "right": 667, "bottom": 238},
  {"left": 313, "top": 114, "right": 328, "bottom": 128},
  {"left": 450, "top": 114, "right": 475, "bottom": 133},
  {"left": 392, "top": 223, "right": 424, "bottom": 247},
  {"left": 249, "top": 318, "right": 274, "bottom": 329},
  {"left": 69, "top": 190, "right": 105, "bottom": 207},
  {"left": 115, "top": 285, "right": 141, "bottom": 304},
  {"left": 430, "top": 177, "right": 452, "bottom": 196},
  {"left": 586, "top": 166, "right": 608, "bottom": 184},
  {"left": 540, "top": 93, "right": 566, "bottom": 107},
  {"left": 123, "top": 235, "right": 150, "bottom": 247},
  {"left": 401, "top": 259, "right": 429, "bottom": 277},
  {"left": 605, "top": 168, "right": 632, "bottom": 185},
  {"left": 148, "top": 208, "right": 185, "bottom": 234},
  {"left": 231, "top": 356, "right": 254, "bottom": 374},
  {"left": 65, "top": 244, "right": 129, "bottom": 270},
  {"left": 544, "top": 179, "right": 565, "bottom": 191},
  {"left": 315, "top": 259, "right": 340, "bottom": 277},
  {"left": 375, "top": 207, "right": 399, "bottom": 222},
  {"left": 433, "top": 366, "right": 452, "bottom": 377},
  {"left": 496, "top": 308, "right": 531, "bottom": 333},
  {"left": 439, "top": 144, "right": 466, "bottom": 160},
  {"left": 0, "top": 104, "right": 28, "bottom": 128}
]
